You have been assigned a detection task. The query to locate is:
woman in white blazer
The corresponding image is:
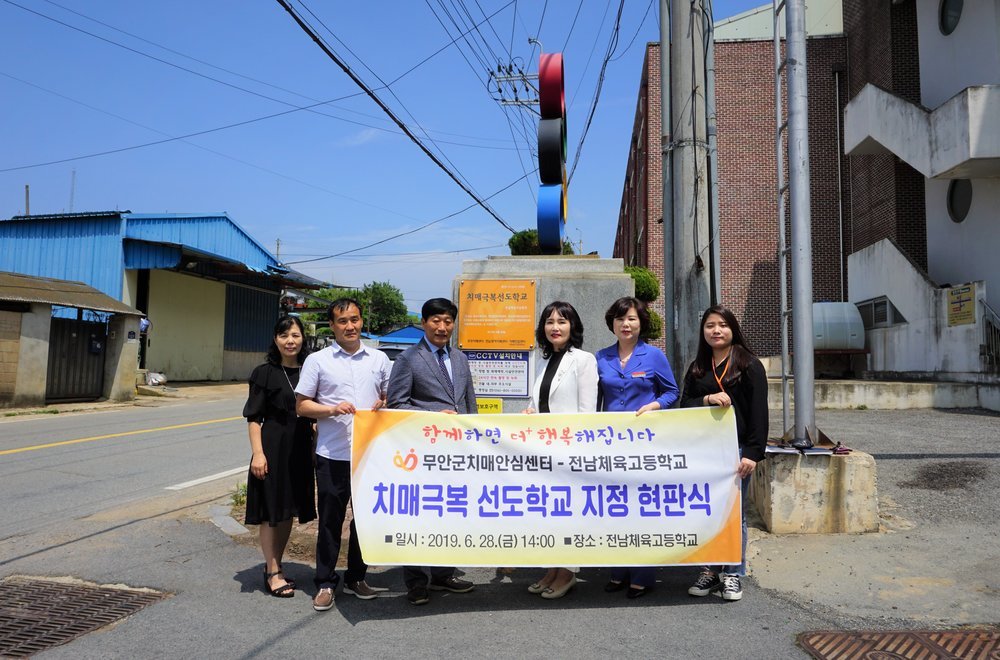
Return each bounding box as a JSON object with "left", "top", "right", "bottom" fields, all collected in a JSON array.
[{"left": 524, "top": 301, "right": 598, "bottom": 599}]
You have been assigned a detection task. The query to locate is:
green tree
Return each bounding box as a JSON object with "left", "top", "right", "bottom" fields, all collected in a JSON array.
[
  {"left": 361, "top": 281, "right": 408, "bottom": 334},
  {"left": 625, "top": 266, "right": 660, "bottom": 302},
  {"left": 300, "top": 282, "right": 406, "bottom": 336},
  {"left": 508, "top": 229, "right": 574, "bottom": 255},
  {"left": 644, "top": 308, "right": 663, "bottom": 341}
]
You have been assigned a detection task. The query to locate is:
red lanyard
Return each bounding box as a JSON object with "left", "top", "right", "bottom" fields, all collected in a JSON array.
[{"left": 712, "top": 351, "right": 732, "bottom": 393}]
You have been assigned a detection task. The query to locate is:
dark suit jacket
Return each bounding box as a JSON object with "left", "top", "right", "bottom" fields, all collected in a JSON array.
[{"left": 387, "top": 339, "right": 478, "bottom": 414}]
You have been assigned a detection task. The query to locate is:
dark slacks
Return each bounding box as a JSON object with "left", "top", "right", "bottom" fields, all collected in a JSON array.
[
  {"left": 403, "top": 565, "right": 455, "bottom": 590},
  {"left": 314, "top": 456, "right": 366, "bottom": 590}
]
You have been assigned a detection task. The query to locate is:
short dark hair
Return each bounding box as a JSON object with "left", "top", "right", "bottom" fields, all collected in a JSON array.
[
  {"left": 266, "top": 315, "right": 308, "bottom": 365},
  {"left": 421, "top": 297, "right": 457, "bottom": 321},
  {"left": 328, "top": 297, "right": 363, "bottom": 323},
  {"left": 535, "top": 301, "right": 584, "bottom": 358},
  {"left": 604, "top": 296, "right": 649, "bottom": 333}
]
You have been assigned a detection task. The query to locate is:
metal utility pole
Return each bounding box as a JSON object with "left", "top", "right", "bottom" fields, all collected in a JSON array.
[
  {"left": 785, "top": 0, "right": 816, "bottom": 444},
  {"left": 24, "top": 185, "right": 30, "bottom": 216},
  {"left": 669, "top": 0, "right": 712, "bottom": 369}
]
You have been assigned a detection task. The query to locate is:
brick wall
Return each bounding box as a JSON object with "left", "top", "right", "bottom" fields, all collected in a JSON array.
[
  {"left": 843, "top": 0, "right": 926, "bottom": 269},
  {"left": 0, "top": 311, "right": 21, "bottom": 399},
  {"left": 616, "top": 37, "right": 848, "bottom": 357}
]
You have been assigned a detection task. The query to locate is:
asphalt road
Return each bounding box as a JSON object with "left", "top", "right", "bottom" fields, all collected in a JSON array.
[{"left": 1, "top": 392, "right": 997, "bottom": 658}]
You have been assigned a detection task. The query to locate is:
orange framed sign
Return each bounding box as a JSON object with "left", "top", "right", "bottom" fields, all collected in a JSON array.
[{"left": 457, "top": 279, "right": 536, "bottom": 350}]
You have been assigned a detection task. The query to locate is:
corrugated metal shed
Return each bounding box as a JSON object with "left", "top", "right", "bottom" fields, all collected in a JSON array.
[
  {"left": 0, "top": 211, "right": 323, "bottom": 293},
  {"left": 0, "top": 270, "right": 141, "bottom": 316},
  {"left": 0, "top": 212, "right": 126, "bottom": 299}
]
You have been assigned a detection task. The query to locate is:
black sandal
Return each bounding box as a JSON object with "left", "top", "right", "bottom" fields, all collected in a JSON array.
[
  {"left": 264, "top": 566, "right": 295, "bottom": 588},
  {"left": 265, "top": 571, "right": 294, "bottom": 598}
]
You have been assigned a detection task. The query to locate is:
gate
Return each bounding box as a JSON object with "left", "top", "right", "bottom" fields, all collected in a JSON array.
[{"left": 46, "top": 317, "right": 107, "bottom": 402}]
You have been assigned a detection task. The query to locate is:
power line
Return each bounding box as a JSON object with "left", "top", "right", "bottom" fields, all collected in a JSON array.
[
  {"left": 275, "top": 0, "right": 516, "bottom": 234},
  {"left": 567, "top": 0, "right": 626, "bottom": 185},
  {"left": 7, "top": 0, "right": 519, "bottom": 150},
  {"left": 286, "top": 170, "right": 533, "bottom": 265}
]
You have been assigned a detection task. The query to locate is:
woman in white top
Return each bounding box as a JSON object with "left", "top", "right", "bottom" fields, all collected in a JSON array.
[{"left": 524, "top": 301, "right": 598, "bottom": 599}]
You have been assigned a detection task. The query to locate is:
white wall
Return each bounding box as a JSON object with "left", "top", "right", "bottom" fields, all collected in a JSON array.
[
  {"left": 146, "top": 270, "right": 225, "bottom": 381},
  {"left": 917, "top": 0, "right": 1000, "bottom": 109},
  {"left": 925, "top": 178, "right": 1000, "bottom": 312},
  {"left": 848, "top": 239, "right": 984, "bottom": 378}
]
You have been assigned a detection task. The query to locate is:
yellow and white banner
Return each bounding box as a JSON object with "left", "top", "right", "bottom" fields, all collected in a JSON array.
[{"left": 351, "top": 407, "right": 742, "bottom": 567}]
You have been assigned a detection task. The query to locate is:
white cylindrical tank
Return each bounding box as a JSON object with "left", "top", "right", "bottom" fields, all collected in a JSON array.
[{"left": 813, "top": 302, "right": 865, "bottom": 350}]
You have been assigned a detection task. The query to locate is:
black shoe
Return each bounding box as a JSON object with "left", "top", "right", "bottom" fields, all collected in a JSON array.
[
  {"left": 428, "top": 576, "right": 474, "bottom": 593},
  {"left": 604, "top": 580, "right": 626, "bottom": 593},
  {"left": 688, "top": 570, "right": 722, "bottom": 597},
  {"left": 626, "top": 586, "right": 649, "bottom": 599},
  {"left": 407, "top": 585, "right": 430, "bottom": 606},
  {"left": 720, "top": 574, "right": 743, "bottom": 601}
]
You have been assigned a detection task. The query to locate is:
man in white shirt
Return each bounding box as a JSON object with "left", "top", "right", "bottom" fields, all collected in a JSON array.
[{"left": 295, "top": 298, "right": 391, "bottom": 611}]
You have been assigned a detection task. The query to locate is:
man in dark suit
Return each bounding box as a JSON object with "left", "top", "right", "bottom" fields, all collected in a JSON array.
[{"left": 387, "top": 297, "right": 478, "bottom": 605}]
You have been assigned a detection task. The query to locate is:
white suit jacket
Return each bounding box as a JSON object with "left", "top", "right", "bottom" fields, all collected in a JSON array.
[{"left": 531, "top": 347, "right": 599, "bottom": 413}]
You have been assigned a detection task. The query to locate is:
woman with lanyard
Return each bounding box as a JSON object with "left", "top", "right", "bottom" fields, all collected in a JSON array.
[
  {"left": 243, "top": 315, "right": 316, "bottom": 597},
  {"left": 524, "top": 301, "right": 598, "bottom": 599},
  {"left": 679, "top": 304, "right": 768, "bottom": 601},
  {"left": 595, "top": 296, "right": 679, "bottom": 599}
]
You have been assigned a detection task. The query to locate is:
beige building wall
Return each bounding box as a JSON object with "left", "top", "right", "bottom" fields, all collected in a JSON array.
[
  {"left": 122, "top": 270, "right": 139, "bottom": 308},
  {"left": 146, "top": 270, "right": 225, "bottom": 381}
]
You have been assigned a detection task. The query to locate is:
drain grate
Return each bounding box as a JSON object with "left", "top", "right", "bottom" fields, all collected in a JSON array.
[
  {"left": 0, "top": 576, "right": 168, "bottom": 657},
  {"left": 798, "top": 630, "right": 1000, "bottom": 660}
]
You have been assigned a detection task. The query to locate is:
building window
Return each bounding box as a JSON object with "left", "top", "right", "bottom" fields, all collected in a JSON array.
[
  {"left": 939, "top": 0, "right": 963, "bottom": 35},
  {"left": 857, "top": 297, "right": 907, "bottom": 330},
  {"left": 947, "top": 179, "right": 972, "bottom": 223}
]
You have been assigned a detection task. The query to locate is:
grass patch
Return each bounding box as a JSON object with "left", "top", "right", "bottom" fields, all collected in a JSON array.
[{"left": 231, "top": 481, "right": 248, "bottom": 507}]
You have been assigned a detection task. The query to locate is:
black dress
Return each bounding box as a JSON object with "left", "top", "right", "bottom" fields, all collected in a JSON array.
[{"left": 243, "top": 362, "right": 316, "bottom": 526}]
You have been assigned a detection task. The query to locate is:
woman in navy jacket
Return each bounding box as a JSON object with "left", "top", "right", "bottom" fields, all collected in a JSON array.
[{"left": 595, "top": 297, "right": 678, "bottom": 598}]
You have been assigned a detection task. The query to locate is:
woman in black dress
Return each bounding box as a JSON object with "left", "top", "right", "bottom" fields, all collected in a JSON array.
[
  {"left": 243, "top": 315, "right": 316, "bottom": 597},
  {"left": 679, "top": 305, "right": 767, "bottom": 602}
]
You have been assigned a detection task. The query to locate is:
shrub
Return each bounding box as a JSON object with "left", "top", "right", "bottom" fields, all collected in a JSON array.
[{"left": 625, "top": 266, "right": 659, "bottom": 302}]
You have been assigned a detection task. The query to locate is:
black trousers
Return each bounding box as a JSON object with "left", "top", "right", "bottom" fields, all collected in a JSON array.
[
  {"left": 314, "top": 456, "right": 366, "bottom": 590},
  {"left": 404, "top": 565, "right": 455, "bottom": 590}
]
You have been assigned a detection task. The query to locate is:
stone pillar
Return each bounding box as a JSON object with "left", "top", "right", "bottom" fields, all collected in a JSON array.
[
  {"left": 456, "top": 256, "right": 635, "bottom": 413},
  {"left": 12, "top": 303, "right": 51, "bottom": 408},
  {"left": 750, "top": 451, "right": 880, "bottom": 534},
  {"left": 103, "top": 314, "right": 140, "bottom": 402}
]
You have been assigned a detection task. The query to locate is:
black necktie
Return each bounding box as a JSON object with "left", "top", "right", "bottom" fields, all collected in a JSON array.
[{"left": 436, "top": 347, "right": 455, "bottom": 398}]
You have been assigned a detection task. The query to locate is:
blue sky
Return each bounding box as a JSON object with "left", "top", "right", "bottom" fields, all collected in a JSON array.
[{"left": 1, "top": 0, "right": 761, "bottom": 308}]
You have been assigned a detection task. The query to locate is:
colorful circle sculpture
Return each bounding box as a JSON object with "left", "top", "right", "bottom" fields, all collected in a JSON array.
[{"left": 537, "top": 52, "right": 567, "bottom": 255}]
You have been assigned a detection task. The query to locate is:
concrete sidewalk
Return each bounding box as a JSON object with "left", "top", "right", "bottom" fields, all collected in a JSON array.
[{"left": 755, "top": 407, "right": 999, "bottom": 627}]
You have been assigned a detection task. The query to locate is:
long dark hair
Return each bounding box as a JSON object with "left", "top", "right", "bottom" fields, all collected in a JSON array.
[
  {"left": 688, "top": 305, "right": 756, "bottom": 384},
  {"left": 536, "top": 301, "right": 584, "bottom": 359},
  {"left": 266, "top": 315, "right": 308, "bottom": 366}
]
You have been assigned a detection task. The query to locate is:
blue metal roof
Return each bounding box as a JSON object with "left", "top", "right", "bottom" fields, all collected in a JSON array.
[
  {"left": 0, "top": 211, "right": 323, "bottom": 299},
  {"left": 124, "top": 213, "right": 275, "bottom": 273},
  {"left": 377, "top": 325, "right": 425, "bottom": 345}
]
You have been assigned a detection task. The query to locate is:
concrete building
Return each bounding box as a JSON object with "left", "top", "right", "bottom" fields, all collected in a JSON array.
[
  {"left": 614, "top": 0, "right": 999, "bottom": 383},
  {"left": 0, "top": 211, "right": 322, "bottom": 382},
  {"left": 0, "top": 271, "right": 141, "bottom": 407},
  {"left": 844, "top": 0, "right": 1000, "bottom": 382},
  {"left": 615, "top": 0, "right": 847, "bottom": 357}
]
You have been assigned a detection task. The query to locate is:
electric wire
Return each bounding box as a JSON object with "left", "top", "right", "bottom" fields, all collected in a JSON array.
[
  {"left": 275, "top": 0, "right": 516, "bottom": 233},
  {"left": 285, "top": 169, "right": 534, "bottom": 265},
  {"left": 610, "top": 0, "right": 656, "bottom": 62},
  {"left": 10, "top": 0, "right": 519, "bottom": 149},
  {"left": 567, "top": 0, "right": 626, "bottom": 185},
  {"left": 295, "top": 0, "right": 486, "bottom": 196}
]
